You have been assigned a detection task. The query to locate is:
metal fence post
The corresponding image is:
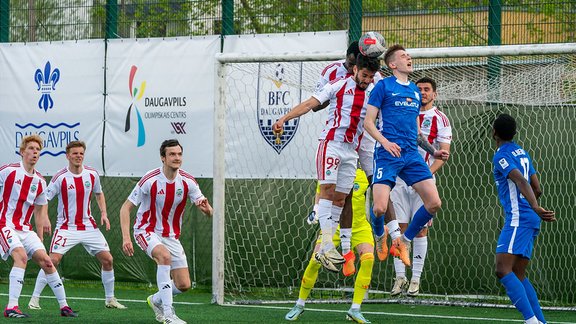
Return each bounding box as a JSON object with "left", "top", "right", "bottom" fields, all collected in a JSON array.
[
  {"left": 0, "top": 0, "right": 9, "bottom": 42},
  {"left": 488, "top": 0, "right": 502, "bottom": 103},
  {"left": 106, "top": 0, "right": 118, "bottom": 39},
  {"left": 349, "top": 0, "right": 362, "bottom": 44}
]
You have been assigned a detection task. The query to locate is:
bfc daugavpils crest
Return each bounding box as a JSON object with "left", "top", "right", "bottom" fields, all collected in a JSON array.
[{"left": 257, "top": 63, "right": 302, "bottom": 154}]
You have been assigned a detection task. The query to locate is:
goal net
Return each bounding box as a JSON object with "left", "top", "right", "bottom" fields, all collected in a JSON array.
[{"left": 213, "top": 44, "right": 576, "bottom": 307}]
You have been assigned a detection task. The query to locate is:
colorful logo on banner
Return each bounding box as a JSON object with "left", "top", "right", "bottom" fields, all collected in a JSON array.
[
  {"left": 125, "top": 65, "right": 147, "bottom": 147},
  {"left": 257, "top": 63, "right": 299, "bottom": 154},
  {"left": 34, "top": 61, "right": 61, "bottom": 112}
]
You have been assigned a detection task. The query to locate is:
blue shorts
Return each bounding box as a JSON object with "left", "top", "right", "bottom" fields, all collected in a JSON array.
[
  {"left": 372, "top": 148, "right": 433, "bottom": 188},
  {"left": 496, "top": 226, "right": 539, "bottom": 259}
]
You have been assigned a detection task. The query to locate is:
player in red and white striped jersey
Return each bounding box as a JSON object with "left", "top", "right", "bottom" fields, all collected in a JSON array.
[
  {"left": 273, "top": 55, "right": 380, "bottom": 272},
  {"left": 0, "top": 135, "right": 76, "bottom": 318},
  {"left": 29, "top": 141, "right": 126, "bottom": 310},
  {"left": 314, "top": 41, "right": 359, "bottom": 95},
  {"left": 389, "top": 77, "right": 452, "bottom": 297},
  {"left": 120, "top": 139, "right": 212, "bottom": 324}
]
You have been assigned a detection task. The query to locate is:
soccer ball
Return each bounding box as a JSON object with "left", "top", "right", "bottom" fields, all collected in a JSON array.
[{"left": 358, "top": 32, "right": 386, "bottom": 58}]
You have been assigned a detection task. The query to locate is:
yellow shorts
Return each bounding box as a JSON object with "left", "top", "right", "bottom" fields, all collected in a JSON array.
[{"left": 316, "top": 225, "right": 374, "bottom": 251}]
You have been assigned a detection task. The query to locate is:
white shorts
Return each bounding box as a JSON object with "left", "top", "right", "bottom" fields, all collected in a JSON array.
[
  {"left": 390, "top": 177, "right": 432, "bottom": 227},
  {"left": 49, "top": 228, "right": 110, "bottom": 256},
  {"left": 357, "top": 133, "right": 375, "bottom": 178},
  {"left": 316, "top": 140, "right": 358, "bottom": 193},
  {"left": 0, "top": 227, "right": 45, "bottom": 261},
  {"left": 134, "top": 230, "right": 188, "bottom": 269}
]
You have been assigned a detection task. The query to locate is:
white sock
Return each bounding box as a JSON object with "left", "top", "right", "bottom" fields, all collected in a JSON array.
[
  {"left": 393, "top": 258, "right": 406, "bottom": 280},
  {"left": 313, "top": 204, "right": 319, "bottom": 214},
  {"left": 411, "top": 236, "right": 428, "bottom": 282},
  {"left": 525, "top": 316, "right": 539, "bottom": 324},
  {"left": 171, "top": 280, "right": 182, "bottom": 296},
  {"left": 330, "top": 204, "right": 343, "bottom": 234},
  {"left": 101, "top": 270, "right": 115, "bottom": 300},
  {"left": 296, "top": 298, "right": 305, "bottom": 307},
  {"left": 340, "top": 228, "right": 352, "bottom": 254},
  {"left": 46, "top": 271, "right": 68, "bottom": 308},
  {"left": 156, "top": 265, "right": 173, "bottom": 316},
  {"left": 318, "top": 199, "right": 334, "bottom": 252},
  {"left": 8, "top": 267, "right": 25, "bottom": 308},
  {"left": 32, "top": 269, "right": 47, "bottom": 298},
  {"left": 351, "top": 303, "right": 361, "bottom": 310},
  {"left": 386, "top": 220, "right": 401, "bottom": 240}
]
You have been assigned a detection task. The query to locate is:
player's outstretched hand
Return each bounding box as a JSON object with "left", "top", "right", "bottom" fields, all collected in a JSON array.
[
  {"left": 197, "top": 198, "right": 213, "bottom": 217},
  {"left": 272, "top": 119, "right": 284, "bottom": 134},
  {"left": 122, "top": 240, "right": 134, "bottom": 257},
  {"left": 534, "top": 206, "right": 556, "bottom": 222},
  {"left": 101, "top": 213, "right": 111, "bottom": 231},
  {"left": 433, "top": 149, "right": 450, "bottom": 161},
  {"left": 383, "top": 140, "right": 401, "bottom": 157}
]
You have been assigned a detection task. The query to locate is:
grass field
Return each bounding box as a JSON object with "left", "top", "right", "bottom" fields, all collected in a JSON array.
[{"left": 1, "top": 283, "right": 575, "bottom": 323}]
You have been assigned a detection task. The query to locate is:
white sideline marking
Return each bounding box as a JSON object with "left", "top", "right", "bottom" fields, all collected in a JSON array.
[
  {"left": 223, "top": 304, "right": 575, "bottom": 324},
  {"left": 0, "top": 293, "right": 204, "bottom": 306}
]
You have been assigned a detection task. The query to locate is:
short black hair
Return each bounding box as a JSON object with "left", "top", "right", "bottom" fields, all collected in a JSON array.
[
  {"left": 347, "top": 41, "right": 360, "bottom": 57},
  {"left": 356, "top": 53, "right": 380, "bottom": 72},
  {"left": 416, "top": 77, "right": 437, "bottom": 91},
  {"left": 160, "top": 139, "right": 183, "bottom": 157},
  {"left": 493, "top": 114, "right": 517, "bottom": 141}
]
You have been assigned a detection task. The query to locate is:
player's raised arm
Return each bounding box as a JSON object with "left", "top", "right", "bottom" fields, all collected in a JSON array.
[
  {"left": 272, "top": 97, "right": 321, "bottom": 133},
  {"left": 119, "top": 200, "right": 136, "bottom": 256},
  {"left": 95, "top": 192, "right": 110, "bottom": 231},
  {"left": 364, "top": 104, "right": 401, "bottom": 157},
  {"left": 507, "top": 169, "right": 555, "bottom": 222}
]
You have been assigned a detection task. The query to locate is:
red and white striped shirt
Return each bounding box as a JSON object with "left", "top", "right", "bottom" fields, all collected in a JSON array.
[
  {"left": 47, "top": 166, "right": 101, "bottom": 231},
  {"left": 419, "top": 107, "right": 452, "bottom": 165},
  {"left": 128, "top": 168, "right": 205, "bottom": 239},
  {"left": 313, "top": 76, "right": 374, "bottom": 147},
  {"left": 0, "top": 162, "right": 48, "bottom": 231},
  {"left": 315, "top": 60, "right": 350, "bottom": 94},
  {"left": 315, "top": 60, "right": 383, "bottom": 95}
]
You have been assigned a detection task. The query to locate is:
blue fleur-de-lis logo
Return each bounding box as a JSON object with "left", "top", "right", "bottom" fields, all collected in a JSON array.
[{"left": 34, "top": 61, "right": 61, "bottom": 112}]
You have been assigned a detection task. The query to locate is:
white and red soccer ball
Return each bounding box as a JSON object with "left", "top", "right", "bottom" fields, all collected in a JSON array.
[{"left": 358, "top": 31, "right": 387, "bottom": 58}]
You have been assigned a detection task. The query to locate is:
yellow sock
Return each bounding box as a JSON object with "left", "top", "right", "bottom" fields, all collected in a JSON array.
[
  {"left": 298, "top": 257, "right": 322, "bottom": 301},
  {"left": 353, "top": 253, "right": 374, "bottom": 305}
]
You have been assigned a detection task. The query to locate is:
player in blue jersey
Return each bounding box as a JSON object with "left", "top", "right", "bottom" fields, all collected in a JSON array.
[
  {"left": 363, "top": 44, "right": 449, "bottom": 258},
  {"left": 492, "top": 113, "right": 555, "bottom": 324}
]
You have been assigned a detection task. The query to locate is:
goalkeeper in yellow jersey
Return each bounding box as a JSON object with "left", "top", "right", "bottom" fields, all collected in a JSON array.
[{"left": 285, "top": 168, "right": 374, "bottom": 323}]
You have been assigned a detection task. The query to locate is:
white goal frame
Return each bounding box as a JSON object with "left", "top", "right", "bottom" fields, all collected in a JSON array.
[{"left": 212, "top": 43, "right": 576, "bottom": 305}]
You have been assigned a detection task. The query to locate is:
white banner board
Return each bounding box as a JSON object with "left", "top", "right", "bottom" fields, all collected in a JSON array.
[
  {"left": 104, "top": 37, "right": 220, "bottom": 177},
  {"left": 0, "top": 40, "right": 105, "bottom": 175},
  {"left": 222, "top": 32, "right": 348, "bottom": 178}
]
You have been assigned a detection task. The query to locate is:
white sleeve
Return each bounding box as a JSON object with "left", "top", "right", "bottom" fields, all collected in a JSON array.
[
  {"left": 127, "top": 182, "right": 145, "bottom": 206},
  {"left": 92, "top": 172, "right": 102, "bottom": 194},
  {"left": 45, "top": 178, "right": 60, "bottom": 201},
  {"left": 437, "top": 114, "right": 452, "bottom": 144},
  {"left": 312, "top": 81, "right": 336, "bottom": 106},
  {"left": 187, "top": 180, "right": 205, "bottom": 205}
]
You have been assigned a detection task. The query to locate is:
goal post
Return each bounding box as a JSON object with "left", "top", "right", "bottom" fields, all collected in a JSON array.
[{"left": 213, "top": 43, "right": 576, "bottom": 306}]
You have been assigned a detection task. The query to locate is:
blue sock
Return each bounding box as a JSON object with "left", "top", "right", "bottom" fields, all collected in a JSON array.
[
  {"left": 404, "top": 206, "right": 434, "bottom": 240},
  {"left": 522, "top": 278, "right": 546, "bottom": 323},
  {"left": 370, "top": 205, "right": 385, "bottom": 237},
  {"left": 500, "top": 272, "right": 535, "bottom": 320}
]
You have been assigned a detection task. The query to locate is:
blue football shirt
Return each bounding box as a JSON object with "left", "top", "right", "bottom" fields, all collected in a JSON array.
[
  {"left": 493, "top": 141, "right": 540, "bottom": 229},
  {"left": 367, "top": 76, "right": 421, "bottom": 151}
]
